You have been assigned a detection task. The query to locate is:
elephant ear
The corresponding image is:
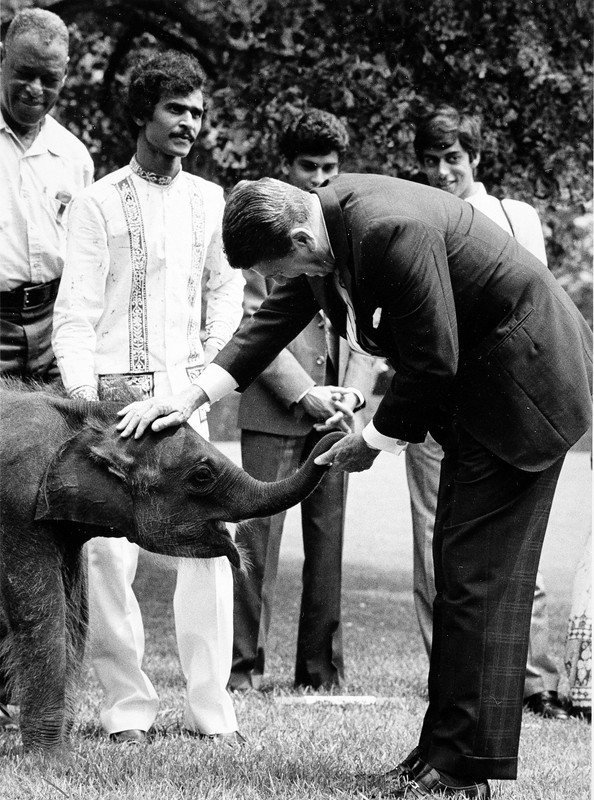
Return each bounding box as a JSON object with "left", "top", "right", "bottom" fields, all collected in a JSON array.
[{"left": 35, "top": 426, "right": 135, "bottom": 536}]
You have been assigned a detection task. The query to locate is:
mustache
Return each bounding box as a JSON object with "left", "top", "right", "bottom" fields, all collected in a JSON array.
[{"left": 171, "top": 131, "right": 195, "bottom": 143}]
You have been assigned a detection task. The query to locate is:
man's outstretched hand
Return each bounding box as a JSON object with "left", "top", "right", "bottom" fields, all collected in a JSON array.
[
  {"left": 116, "top": 386, "right": 208, "bottom": 438},
  {"left": 314, "top": 432, "right": 380, "bottom": 473}
]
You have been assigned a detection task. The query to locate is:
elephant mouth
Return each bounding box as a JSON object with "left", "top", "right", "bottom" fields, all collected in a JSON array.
[
  {"left": 133, "top": 520, "right": 241, "bottom": 568},
  {"left": 210, "top": 521, "right": 241, "bottom": 568}
]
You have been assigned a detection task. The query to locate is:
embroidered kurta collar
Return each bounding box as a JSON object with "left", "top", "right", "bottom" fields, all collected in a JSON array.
[{"left": 130, "top": 155, "right": 179, "bottom": 186}]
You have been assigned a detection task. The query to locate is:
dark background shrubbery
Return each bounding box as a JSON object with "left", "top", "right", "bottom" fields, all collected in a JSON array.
[{"left": 2, "top": 0, "right": 592, "bottom": 326}]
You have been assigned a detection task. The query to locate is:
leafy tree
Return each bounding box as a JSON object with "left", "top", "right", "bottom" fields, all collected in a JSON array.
[{"left": 2, "top": 0, "right": 591, "bottom": 321}]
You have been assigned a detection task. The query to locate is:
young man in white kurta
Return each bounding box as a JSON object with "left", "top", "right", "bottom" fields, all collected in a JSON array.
[{"left": 52, "top": 51, "right": 245, "bottom": 739}]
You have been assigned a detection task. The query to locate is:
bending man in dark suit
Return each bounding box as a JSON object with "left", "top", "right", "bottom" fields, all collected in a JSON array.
[
  {"left": 407, "top": 104, "right": 569, "bottom": 720},
  {"left": 117, "top": 174, "right": 592, "bottom": 799},
  {"left": 230, "top": 109, "right": 375, "bottom": 691}
]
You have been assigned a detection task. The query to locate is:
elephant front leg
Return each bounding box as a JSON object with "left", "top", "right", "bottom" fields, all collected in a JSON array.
[
  {"left": 4, "top": 548, "right": 71, "bottom": 755},
  {"left": 16, "top": 615, "right": 70, "bottom": 755}
]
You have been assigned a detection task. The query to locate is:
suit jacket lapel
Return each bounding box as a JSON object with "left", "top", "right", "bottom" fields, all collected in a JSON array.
[
  {"left": 311, "top": 184, "right": 387, "bottom": 358},
  {"left": 313, "top": 183, "right": 352, "bottom": 286},
  {"left": 309, "top": 184, "right": 355, "bottom": 338}
]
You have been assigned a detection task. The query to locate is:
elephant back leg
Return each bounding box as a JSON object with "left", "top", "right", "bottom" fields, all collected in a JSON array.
[
  {"left": 0, "top": 609, "right": 14, "bottom": 705},
  {"left": 3, "top": 536, "right": 70, "bottom": 754}
]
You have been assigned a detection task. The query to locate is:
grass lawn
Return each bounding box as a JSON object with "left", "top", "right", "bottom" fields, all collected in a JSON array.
[{"left": 0, "top": 446, "right": 590, "bottom": 799}]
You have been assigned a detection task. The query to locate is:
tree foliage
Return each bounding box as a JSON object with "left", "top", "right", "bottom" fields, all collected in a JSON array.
[{"left": 2, "top": 0, "right": 592, "bottom": 320}]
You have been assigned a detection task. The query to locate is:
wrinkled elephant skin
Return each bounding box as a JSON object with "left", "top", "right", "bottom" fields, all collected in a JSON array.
[{"left": 0, "top": 378, "right": 342, "bottom": 755}]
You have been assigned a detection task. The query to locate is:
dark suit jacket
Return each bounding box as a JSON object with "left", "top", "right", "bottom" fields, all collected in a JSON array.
[
  {"left": 237, "top": 271, "right": 376, "bottom": 436},
  {"left": 216, "top": 174, "right": 592, "bottom": 471}
]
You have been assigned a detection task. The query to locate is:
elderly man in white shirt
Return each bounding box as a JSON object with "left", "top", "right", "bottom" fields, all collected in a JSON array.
[
  {"left": 0, "top": 8, "right": 93, "bottom": 380},
  {"left": 0, "top": 6, "right": 93, "bottom": 731},
  {"left": 408, "top": 103, "right": 568, "bottom": 721},
  {"left": 52, "top": 51, "right": 244, "bottom": 743}
]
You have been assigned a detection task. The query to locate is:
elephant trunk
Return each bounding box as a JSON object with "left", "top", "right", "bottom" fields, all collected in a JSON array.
[{"left": 224, "top": 431, "right": 344, "bottom": 521}]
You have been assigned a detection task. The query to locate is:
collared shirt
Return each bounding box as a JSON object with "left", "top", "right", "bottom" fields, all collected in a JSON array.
[
  {"left": 52, "top": 158, "right": 244, "bottom": 394},
  {"left": 0, "top": 110, "right": 94, "bottom": 291},
  {"left": 466, "top": 183, "right": 547, "bottom": 265}
]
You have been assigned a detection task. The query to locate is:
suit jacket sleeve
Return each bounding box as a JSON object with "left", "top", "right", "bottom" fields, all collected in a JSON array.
[
  {"left": 361, "top": 218, "right": 459, "bottom": 442},
  {"left": 215, "top": 275, "right": 321, "bottom": 391}
]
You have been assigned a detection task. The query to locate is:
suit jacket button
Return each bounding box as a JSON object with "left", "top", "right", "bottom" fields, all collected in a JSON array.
[{"left": 316, "top": 356, "right": 324, "bottom": 365}]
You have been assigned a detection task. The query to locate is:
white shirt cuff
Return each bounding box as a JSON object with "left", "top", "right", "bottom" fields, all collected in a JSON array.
[
  {"left": 362, "top": 420, "right": 409, "bottom": 455},
  {"left": 197, "top": 363, "right": 238, "bottom": 403}
]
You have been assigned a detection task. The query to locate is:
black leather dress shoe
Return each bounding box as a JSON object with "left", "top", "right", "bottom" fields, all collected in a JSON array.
[
  {"left": 228, "top": 671, "right": 263, "bottom": 692},
  {"left": 383, "top": 761, "right": 490, "bottom": 798},
  {"left": 109, "top": 728, "right": 147, "bottom": 744},
  {"left": 569, "top": 704, "right": 592, "bottom": 722},
  {"left": 372, "top": 747, "right": 424, "bottom": 793},
  {"left": 523, "top": 690, "right": 570, "bottom": 719}
]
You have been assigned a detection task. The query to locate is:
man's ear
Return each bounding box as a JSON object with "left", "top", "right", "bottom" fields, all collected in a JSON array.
[
  {"left": 289, "top": 227, "right": 316, "bottom": 251},
  {"left": 280, "top": 157, "right": 291, "bottom": 177},
  {"left": 60, "top": 57, "right": 69, "bottom": 87},
  {"left": 471, "top": 152, "right": 481, "bottom": 171}
]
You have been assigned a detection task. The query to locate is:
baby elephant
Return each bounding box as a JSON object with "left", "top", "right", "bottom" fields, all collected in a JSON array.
[{"left": 0, "top": 379, "right": 340, "bottom": 755}]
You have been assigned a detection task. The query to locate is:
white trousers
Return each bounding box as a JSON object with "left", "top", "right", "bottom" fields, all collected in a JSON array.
[{"left": 87, "top": 386, "right": 237, "bottom": 735}]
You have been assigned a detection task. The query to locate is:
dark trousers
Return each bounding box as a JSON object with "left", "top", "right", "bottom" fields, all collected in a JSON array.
[
  {"left": 419, "top": 425, "right": 564, "bottom": 780},
  {"left": 0, "top": 302, "right": 60, "bottom": 382},
  {"left": 232, "top": 428, "right": 347, "bottom": 688}
]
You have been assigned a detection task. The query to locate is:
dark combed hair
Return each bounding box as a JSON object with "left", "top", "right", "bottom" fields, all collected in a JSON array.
[
  {"left": 412, "top": 104, "right": 482, "bottom": 162},
  {"left": 222, "top": 178, "right": 310, "bottom": 270},
  {"left": 279, "top": 108, "right": 350, "bottom": 162},
  {"left": 4, "top": 7, "right": 69, "bottom": 50},
  {"left": 127, "top": 50, "right": 207, "bottom": 131}
]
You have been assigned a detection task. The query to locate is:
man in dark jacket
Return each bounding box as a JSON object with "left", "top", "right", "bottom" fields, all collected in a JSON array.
[
  {"left": 231, "top": 110, "right": 375, "bottom": 692},
  {"left": 117, "top": 174, "right": 592, "bottom": 799}
]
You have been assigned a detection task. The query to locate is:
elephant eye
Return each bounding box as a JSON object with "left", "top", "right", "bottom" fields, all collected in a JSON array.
[{"left": 187, "top": 465, "right": 215, "bottom": 494}]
